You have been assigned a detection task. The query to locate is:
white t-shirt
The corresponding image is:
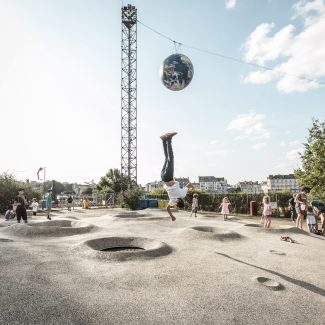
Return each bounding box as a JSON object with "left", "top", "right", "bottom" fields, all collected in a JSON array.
[
  {"left": 164, "top": 181, "right": 188, "bottom": 206},
  {"left": 307, "top": 214, "right": 316, "bottom": 225},
  {"left": 31, "top": 201, "right": 39, "bottom": 212},
  {"left": 192, "top": 197, "right": 198, "bottom": 208}
]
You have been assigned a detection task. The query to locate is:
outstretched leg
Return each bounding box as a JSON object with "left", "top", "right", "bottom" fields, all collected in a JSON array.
[{"left": 160, "top": 133, "right": 177, "bottom": 182}]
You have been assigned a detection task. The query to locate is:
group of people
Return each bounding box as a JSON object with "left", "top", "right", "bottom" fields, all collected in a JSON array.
[
  {"left": 289, "top": 187, "right": 325, "bottom": 234},
  {"left": 4, "top": 189, "right": 57, "bottom": 223},
  {"left": 160, "top": 133, "right": 324, "bottom": 235}
]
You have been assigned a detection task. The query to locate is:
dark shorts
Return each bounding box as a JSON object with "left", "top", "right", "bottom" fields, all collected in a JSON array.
[
  {"left": 33, "top": 211, "right": 37, "bottom": 216},
  {"left": 16, "top": 207, "right": 27, "bottom": 220},
  {"left": 191, "top": 207, "right": 198, "bottom": 213}
]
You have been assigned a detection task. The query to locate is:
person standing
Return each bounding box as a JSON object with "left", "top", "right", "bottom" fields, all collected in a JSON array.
[
  {"left": 219, "top": 197, "right": 231, "bottom": 221},
  {"left": 31, "top": 198, "right": 39, "bottom": 217},
  {"left": 262, "top": 195, "right": 272, "bottom": 228},
  {"left": 14, "top": 189, "right": 28, "bottom": 223},
  {"left": 288, "top": 194, "right": 296, "bottom": 222},
  {"left": 67, "top": 196, "right": 73, "bottom": 211},
  {"left": 160, "top": 132, "right": 193, "bottom": 221},
  {"left": 46, "top": 190, "right": 53, "bottom": 220},
  {"left": 295, "top": 187, "right": 308, "bottom": 229},
  {"left": 306, "top": 206, "right": 316, "bottom": 233},
  {"left": 190, "top": 193, "right": 198, "bottom": 217}
]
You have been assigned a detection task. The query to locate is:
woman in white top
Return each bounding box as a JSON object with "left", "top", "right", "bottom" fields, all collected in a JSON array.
[{"left": 160, "top": 132, "right": 193, "bottom": 221}]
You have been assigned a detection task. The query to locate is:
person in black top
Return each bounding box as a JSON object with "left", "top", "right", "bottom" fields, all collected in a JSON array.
[
  {"left": 67, "top": 196, "right": 73, "bottom": 211},
  {"left": 288, "top": 194, "right": 296, "bottom": 222},
  {"left": 14, "top": 188, "right": 28, "bottom": 223}
]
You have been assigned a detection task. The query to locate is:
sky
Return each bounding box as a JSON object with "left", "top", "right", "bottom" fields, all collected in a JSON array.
[{"left": 0, "top": 0, "right": 324, "bottom": 186}]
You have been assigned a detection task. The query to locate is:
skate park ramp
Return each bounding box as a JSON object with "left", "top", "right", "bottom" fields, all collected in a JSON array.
[
  {"left": 0, "top": 219, "right": 96, "bottom": 237},
  {"left": 0, "top": 208, "right": 324, "bottom": 325}
]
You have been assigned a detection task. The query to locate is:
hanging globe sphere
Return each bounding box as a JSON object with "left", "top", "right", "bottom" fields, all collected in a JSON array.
[{"left": 160, "top": 53, "right": 194, "bottom": 91}]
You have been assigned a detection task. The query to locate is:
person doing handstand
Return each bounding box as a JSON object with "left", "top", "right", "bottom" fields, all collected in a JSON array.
[{"left": 160, "top": 132, "right": 193, "bottom": 221}]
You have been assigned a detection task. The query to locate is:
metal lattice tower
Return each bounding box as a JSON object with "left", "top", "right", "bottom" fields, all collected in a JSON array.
[{"left": 121, "top": 4, "right": 137, "bottom": 189}]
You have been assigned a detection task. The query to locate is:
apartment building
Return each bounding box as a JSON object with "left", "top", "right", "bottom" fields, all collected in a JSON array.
[
  {"left": 198, "top": 176, "right": 228, "bottom": 193},
  {"left": 266, "top": 174, "right": 299, "bottom": 193}
]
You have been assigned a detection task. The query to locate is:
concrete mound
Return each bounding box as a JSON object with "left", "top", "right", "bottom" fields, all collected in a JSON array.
[
  {"left": 113, "top": 212, "right": 166, "bottom": 221},
  {"left": 0, "top": 220, "right": 96, "bottom": 238},
  {"left": 252, "top": 276, "right": 284, "bottom": 291},
  {"left": 244, "top": 224, "right": 307, "bottom": 235},
  {"left": 0, "top": 238, "right": 14, "bottom": 242},
  {"left": 182, "top": 226, "right": 244, "bottom": 241},
  {"left": 113, "top": 212, "right": 141, "bottom": 218},
  {"left": 244, "top": 223, "right": 262, "bottom": 228},
  {"left": 261, "top": 227, "right": 307, "bottom": 234},
  {"left": 72, "top": 236, "right": 173, "bottom": 262}
]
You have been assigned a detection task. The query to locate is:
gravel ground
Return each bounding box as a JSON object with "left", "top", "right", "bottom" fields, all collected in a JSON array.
[{"left": 0, "top": 208, "right": 324, "bottom": 325}]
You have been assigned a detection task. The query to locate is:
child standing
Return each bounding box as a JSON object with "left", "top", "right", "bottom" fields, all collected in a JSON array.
[
  {"left": 31, "top": 198, "right": 39, "bottom": 217},
  {"left": 306, "top": 206, "right": 316, "bottom": 233},
  {"left": 46, "top": 190, "right": 53, "bottom": 220},
  {"left": 219, "top": 197, "right": 231, "bottom": 221},
  {"left": 190, "top": 193, "right": 198, "bottom": 217},
  {"left": 262, "top": 195, "right": 272, "bottom": 228}
]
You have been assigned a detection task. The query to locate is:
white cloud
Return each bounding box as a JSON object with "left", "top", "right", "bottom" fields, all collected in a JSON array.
[
  {"left": 252, "top": 142, "right": 266, "bottom": 150},
  {"left": 285, "top": 148, "right": 302, "bottom": 161},
  {"left": 209, "top": 139, "right": 221, "bottom": 145},
  {"left": 279, "top": 140, "right": 301, "bottom": 147},
  {"left": 274, "top": 147, "right": 303, "bottom": 170},
  {"left": 225, "top": 0, "right": 237, "bottom": 9},
  {"left": 206, "top": 150, "right": 233, "bottom": 157},
  {"left": 289, "top": 140, "right": 300, "bottom": 146},
  {"left": 227, "top": 110, "right": 270, "bottom": 139},
  {"left": 242, "top": 0, "right": 325, "bottom": 93}
]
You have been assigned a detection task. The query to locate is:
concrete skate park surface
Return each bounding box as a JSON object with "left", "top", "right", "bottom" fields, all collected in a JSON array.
[{"left": 0, "top": 208, "right": 324, "bottom": 325}]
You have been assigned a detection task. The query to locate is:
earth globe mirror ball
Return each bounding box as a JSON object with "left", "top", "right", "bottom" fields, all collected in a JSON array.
[{"left": 160, "top": 53, "right": 194, "bottom": 91}]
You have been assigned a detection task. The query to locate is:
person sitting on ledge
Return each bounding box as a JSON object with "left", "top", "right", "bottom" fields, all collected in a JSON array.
[{"left": 160, "top": 132, "right": 193, "bottom": 221}]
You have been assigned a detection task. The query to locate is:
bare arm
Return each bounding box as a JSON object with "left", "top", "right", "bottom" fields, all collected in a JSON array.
[
  {"left": 295, "top": 193, "right": 303, "bottom": 204},
  {"left": 185, "top": 182, "right": 193, "bottom": 189}
]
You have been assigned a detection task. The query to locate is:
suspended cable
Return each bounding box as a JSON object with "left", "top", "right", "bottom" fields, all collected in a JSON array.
[{"left": 137, "top": 19, "right": 324, "bottom": 86}]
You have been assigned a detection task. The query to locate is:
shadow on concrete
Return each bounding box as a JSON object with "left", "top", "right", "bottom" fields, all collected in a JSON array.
[{"left": 216, "top": 252, "right": 325, "bottom": 297}]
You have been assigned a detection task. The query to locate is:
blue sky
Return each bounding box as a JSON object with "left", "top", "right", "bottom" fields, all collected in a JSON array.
[{"left": 0, "top": 0, "right": 324, "bottom": 186}]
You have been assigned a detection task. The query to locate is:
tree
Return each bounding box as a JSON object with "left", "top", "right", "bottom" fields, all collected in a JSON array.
[
  {"left": 83, "top": 187, "right": 93, "bottom": 195},
  {"left": 97, "top": 169, "right": 128, "bottom": 194},
  {"left": 0, "top": 173, "right": 41, "bottom": 213},
  {"left": 118, "top": 187, "right": 144, "bottom": 210},
  {"left": 295, "top": 119, "right": 325, "bottom": 200},
  {"left": 44, "top": 180, "right": 65, "bottom": 199},
  {"left": 150, "top": 188, "right": 167, "bottom": 195}
]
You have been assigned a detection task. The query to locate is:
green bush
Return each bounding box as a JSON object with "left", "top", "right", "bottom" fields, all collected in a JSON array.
[
  {"left": 0, "top": 173, "right": 42, "bottom": 213},
  {"left": 119, "top": 187, "right": 144, "bottom": 210}
]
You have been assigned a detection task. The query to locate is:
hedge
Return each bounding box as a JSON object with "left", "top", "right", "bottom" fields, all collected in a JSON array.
[{"left": 146, "top": 191, "right": 293, "bottom": 217}]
